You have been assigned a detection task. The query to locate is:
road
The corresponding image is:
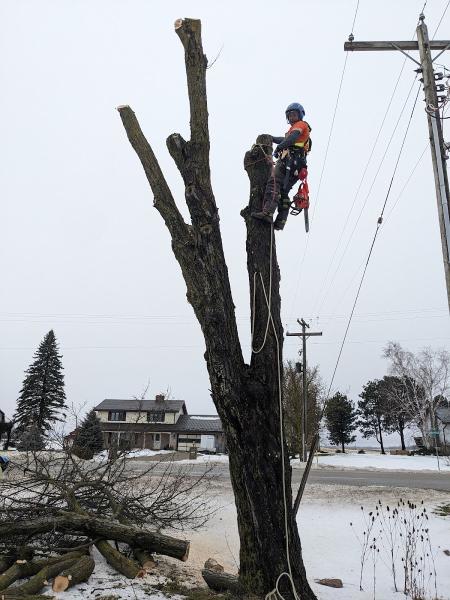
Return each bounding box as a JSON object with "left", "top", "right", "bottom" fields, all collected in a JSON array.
[{"left": 130, "top": 460, "right": 450, "bottom": 492}]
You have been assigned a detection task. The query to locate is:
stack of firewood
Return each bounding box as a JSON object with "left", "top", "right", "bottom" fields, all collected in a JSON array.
[{"left": 0, "top": 518, "right": 189, "bottom": 598}]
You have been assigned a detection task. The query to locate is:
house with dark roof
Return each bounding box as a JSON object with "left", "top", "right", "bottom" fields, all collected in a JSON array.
[
  {"left": 0, "top": 409, "right": 12, "bottom": 448},
  {"left": 436, "top": 406, "right": 450, "bottom": 453},
  {"left": 94, "top": 394, "right": 225, "bottom": 453}
]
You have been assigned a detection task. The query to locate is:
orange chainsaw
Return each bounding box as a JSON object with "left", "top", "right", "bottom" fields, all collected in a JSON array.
[{"left": 290, "top": 167, "right": 310, "bottom": 232}]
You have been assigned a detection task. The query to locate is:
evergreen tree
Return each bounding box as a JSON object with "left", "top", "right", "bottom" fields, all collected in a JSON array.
[
  {"left": 324, "top": 392, "right": 357, "bottom": 453},
  {"left": 357, "top": 379, "right": 389, "bottom": 454},
  {"left": 17, "top": 424, "right": 45, "bottom": 451},
  {"left": 74, "top": 409, "right": 104, "bottom": 454},
  {"left": 14, "top": 330, "right": 67, "bottom": 437}
]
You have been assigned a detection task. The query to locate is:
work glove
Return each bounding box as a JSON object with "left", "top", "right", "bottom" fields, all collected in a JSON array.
[{"left": 273, "top": 144, "right": 283, "bottom": 159}]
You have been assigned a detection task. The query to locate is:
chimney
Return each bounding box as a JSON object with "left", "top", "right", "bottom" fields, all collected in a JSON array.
[{"left": 155, "top": 394, "right": 165, "bottom": 403}]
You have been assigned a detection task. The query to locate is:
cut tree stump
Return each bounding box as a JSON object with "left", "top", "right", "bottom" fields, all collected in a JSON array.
[
  {"left": 201, "top": 568, "right": 240, "bottom": 594},
  {"left": 95, "top": 541, "right": 144, "bottom": 579},
  {"left": 52, "top": 555, "right": 95, "bottom": 592},
  {"left": 0, "top": 514, "right": 189, "bottom": 561},
  {"left": 3, "top": 557, "right": 79, "bottom": 597}
]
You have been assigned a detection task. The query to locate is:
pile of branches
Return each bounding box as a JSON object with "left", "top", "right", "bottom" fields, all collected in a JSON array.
[{"left": 0, "top": 448, "right": 215, "bottom": 597}]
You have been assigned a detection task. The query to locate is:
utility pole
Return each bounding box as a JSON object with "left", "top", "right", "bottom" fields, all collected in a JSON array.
[
  {"left": 286, "top": 318, "right": 322, "bottom": 462},
  {"left": 344, "top": 15, "right": 450, "bottom": 313}
]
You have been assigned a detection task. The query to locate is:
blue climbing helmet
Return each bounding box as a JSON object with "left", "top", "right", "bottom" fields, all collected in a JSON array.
[{"left": 285, "top": 102, "right": 305, "bottom": 122}]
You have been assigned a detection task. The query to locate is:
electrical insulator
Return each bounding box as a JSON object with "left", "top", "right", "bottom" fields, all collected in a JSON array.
[
  {"left": 436, "top": 84, "right": 446, "bottom": 92},
  {"left": 438, "top": 95, "right": 447, "bottom": 103},
  {"left": 434, "top": 72, "right": 444, "bottom": 80}
]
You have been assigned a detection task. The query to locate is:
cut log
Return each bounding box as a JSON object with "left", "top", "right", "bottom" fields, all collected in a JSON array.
[
  {"left": 201, "top": 569, "right": 240, "bottom": 594},
  {"left": 3, "top": 557, "right": 78, "bottom": 596},
  {"left": 0, "top": 556, "right": 15, "bottom": 576},
  {"left": 132, "top": 548, "right": 156, "bottom": 571},
  {"left": 95, "top": 541, "right": 144, "bottom": 579},
  {"left": 0, "top": 595, "right": 54, "bottom": 600},
  {"left": 0, "top": 552, "right": 84, "bottom": 591},
  {"left": 0, "top": 514, "right": 189, "bottom": 561},
  {"left": 52, "top": 555, "right": 95, "bottom": 592}
]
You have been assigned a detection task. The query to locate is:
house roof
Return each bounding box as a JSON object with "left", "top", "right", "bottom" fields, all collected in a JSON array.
[
  {"left": 436, "top": 407, "right": 450, "bottom": 424},
  {"left": 94, "top": 399, "right": 187, "bottom": 413},
  {"left": 175, "top": 415, "right": 222, "bottom": 433},
  {"left": 98, "top": 414, "right": 223, "bottom": 434}
]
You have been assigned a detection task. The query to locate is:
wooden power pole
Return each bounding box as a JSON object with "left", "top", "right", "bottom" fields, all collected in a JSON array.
[
  {"left": 286, "top": 319, "right": 322, "bottom": 462},
  {"left": 344, "top": 14, "right": 450, "bottom": 312}
]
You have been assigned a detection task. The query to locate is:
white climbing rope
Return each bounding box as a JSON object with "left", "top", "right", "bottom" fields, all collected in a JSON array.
[{"left": 251, "top": 225, "right": 301, "bottom": 600}]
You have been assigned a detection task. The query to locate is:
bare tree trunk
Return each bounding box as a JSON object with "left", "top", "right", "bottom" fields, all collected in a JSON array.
[{"left": 118, "top": 18, "right": 315, "bottom": 600}]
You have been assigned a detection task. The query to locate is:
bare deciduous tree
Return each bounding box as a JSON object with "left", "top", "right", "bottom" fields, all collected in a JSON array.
[
  {"left": 383, "top": 342, "right": 450, "bottom": 447},
  {"left": 117, "top": 18, "right": 315, "bottom": 599}
]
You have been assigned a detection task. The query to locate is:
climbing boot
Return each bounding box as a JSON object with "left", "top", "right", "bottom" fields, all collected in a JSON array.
[{"left": 251, "top": 211, "right": 273, "bottom": 224}]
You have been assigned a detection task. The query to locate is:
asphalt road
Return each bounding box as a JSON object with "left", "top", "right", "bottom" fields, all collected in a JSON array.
[{"left": 130, "top": 460, "right": 450, "bottom": 492}]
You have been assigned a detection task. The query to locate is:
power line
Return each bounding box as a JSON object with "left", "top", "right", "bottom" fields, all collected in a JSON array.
[
  {"left": 315, "top": 77, "right": 421, "bottom": 317},
  {"left": 286, "top": 0, "right": 361, "bottom": 322},
  {"left": 325, "top": 82, "right": 422, "bottom": 398}
]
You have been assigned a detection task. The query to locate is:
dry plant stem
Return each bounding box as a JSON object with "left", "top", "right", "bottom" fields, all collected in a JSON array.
[
  {"left": 95, "top": 541, "right": 143, "bottom": 579},
  {"left": 52, "top": 555, "right": 95, "bottom": 592}
]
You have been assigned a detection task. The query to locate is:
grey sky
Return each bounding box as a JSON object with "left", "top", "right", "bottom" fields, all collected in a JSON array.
[{"left": 1, "top": 0, "right": 449, "bottom": 428}]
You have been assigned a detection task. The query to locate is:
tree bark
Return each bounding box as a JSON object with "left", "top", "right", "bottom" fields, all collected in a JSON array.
[
  {"left": 52, "top": 555, "right": 95, "bottom": 592},
  {"left": 399, "top": 419, "right": 406, "bottom": 450},
  {"left": 118, "top": 18, "right": 315, "bottom": 600},
  {"left": 3, "top": 557, "right": 78, "bottom": 596},
  {"left": 0, "top": 552, "right": 84, "bottom": 591},
  {"left": 95, "top": 541, "right": 144, "bottom": 579},
  {"left": 0, "top": 514, "right": 189, "bottom": 562},
  {"left": 132, "top": 547, "right": 156, "bottom": 571},
  {"left": 341, "top": 441, "right": 345, "bottom": 453},
  {"left": 0, "top": 556, "right": 15, "bottom": 575}
]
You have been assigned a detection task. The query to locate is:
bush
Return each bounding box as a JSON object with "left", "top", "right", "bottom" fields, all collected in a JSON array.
[
  {"left": 71, "top": 444, "right": 94, "bottom": 460},
  {"left": 357, "top": 449, "right": 365, "bottom": 454}
]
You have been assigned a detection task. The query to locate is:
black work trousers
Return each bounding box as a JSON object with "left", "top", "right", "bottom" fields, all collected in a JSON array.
[{"left": 262, "top": 151, "right": 307, "bottom": 228}]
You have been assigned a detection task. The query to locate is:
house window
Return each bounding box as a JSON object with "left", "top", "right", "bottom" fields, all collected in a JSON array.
[
  {"left": 147, "top": 411, "right": 164, "bottom": 422},
  {"left": 108, "top": 411, "right": 126, "bottom": 422},
  {"left": 154, "top": 433, "right": 161, "bottom": 442}
]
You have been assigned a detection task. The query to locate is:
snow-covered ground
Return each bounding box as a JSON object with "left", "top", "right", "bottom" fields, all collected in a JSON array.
[
  {"left": 309, "top": 452, "right": 450, "bottom": 472},
  {"left": 188, "top": 483, "right": 450, "bottom": 600}
]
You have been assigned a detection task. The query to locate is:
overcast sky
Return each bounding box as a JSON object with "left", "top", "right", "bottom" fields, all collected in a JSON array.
[{"left": 1, "top": 0, "right": 449, "bottom": 433}]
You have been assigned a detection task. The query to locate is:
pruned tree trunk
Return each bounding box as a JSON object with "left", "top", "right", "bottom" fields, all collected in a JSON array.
[
  {"left": 52, "top": 555, "right": 95, "bottom": 592},
  {"left": 117, "top": 17, "right": 315, "bottom": 599},
  {"left": 95, "top": 541, "right": 144, "bottom": 579},
  {"left": 0, "top": 514, "right": 189, "bottom": 562}
]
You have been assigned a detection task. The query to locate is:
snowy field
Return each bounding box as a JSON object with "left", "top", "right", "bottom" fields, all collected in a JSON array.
[{"left": 310, "top": 452, "right": 450, "bottom": 472}]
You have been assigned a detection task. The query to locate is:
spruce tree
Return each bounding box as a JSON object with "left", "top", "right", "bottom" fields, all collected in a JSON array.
[
  {"left": 357, "top": 379, "right": 389, "bottom": 454},
  {"left": 17, "top": 424, "right": 45, "bottom": 451},
  {"left": 324, "top": 392, "right": 357, "bottom": 453},
  {"left": 74, "top": 409, "right": 104, "bottom": 454},
  {"left": 14, "top": 330, "right": 67, "bottom": 437}
]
